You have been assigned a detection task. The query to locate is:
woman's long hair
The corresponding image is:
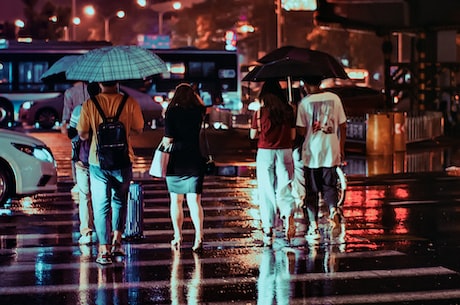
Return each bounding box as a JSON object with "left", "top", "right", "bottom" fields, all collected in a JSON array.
[
  {"left": 167, "top": 83, "right": 204, "bottom": 111},
  {"left": 259, "top": 80, "right": 293, "bottom": 126}
]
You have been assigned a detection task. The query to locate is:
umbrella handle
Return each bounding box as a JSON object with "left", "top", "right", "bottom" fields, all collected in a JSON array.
[{"left": 287, "top": 76, "right": 293, "bottom": 103}]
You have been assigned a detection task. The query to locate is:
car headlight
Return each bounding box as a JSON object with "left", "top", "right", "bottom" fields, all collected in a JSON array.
[
  {"left": 21, "top": 101, "right": 34, "bottom": 110},
  {"left": 12, "top": 143, "right": 55, "bottom": 163}
]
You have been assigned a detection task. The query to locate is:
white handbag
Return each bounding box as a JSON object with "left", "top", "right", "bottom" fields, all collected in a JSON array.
[{"left": 149, "top": 142, "right": 172, "bottom": 178}]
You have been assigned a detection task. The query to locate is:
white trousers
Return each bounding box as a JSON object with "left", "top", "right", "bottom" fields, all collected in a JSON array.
[
  {"left": 256, "top": 148, "right": 295, "bottom": 232},
  {"left": 291, "top": 147, "right": 306, "bottom": 208},
  {"left": 75, "top": 161, "right": 93, "bottom": 235}
]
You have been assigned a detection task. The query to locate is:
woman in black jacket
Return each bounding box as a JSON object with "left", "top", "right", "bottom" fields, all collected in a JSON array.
[{"left": 162, "top": 83, "right": 206, "bottom": 252}]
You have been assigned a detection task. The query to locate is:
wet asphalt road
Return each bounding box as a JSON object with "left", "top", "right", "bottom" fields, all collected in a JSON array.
[{"left": 1, "top": 129, "right": 460, "bottom": 304}]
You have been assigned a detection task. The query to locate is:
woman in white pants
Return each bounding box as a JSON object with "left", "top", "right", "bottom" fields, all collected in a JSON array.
[{"left": 250, "top": 80, "right": 296, "bottom": 246}]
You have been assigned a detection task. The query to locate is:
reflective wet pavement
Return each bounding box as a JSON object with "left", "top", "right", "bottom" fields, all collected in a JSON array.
[{"left": 1, "top": 129, "right": 460, "bottom": 304}]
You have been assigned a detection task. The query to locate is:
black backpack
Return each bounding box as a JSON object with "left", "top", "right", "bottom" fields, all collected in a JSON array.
[{"left": 91, "top": 94, "right": 131, "bottom": 170}]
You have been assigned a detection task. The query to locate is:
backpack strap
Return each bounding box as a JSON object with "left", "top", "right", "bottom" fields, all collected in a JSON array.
[
  {"left": 90, "top": 95, "right": 107, "bottom": 122},
  {"left": 91, "top": 93, "right": 129, "bottom": 122},
  {"left": 114, "top": 93, "right": 129, "bottom": 121}
]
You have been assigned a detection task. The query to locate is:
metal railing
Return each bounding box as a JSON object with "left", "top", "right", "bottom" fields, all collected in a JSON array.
[
  {"left": 346, "top": 111, "right": 444, "bottom": 152},
  {"left": 405, "top": 111, "right": 444, "bottom": 143}
]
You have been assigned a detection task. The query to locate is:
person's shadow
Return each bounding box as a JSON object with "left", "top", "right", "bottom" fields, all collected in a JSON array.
[{"left": 170, "top": 249, "right": 202, "bottom": 305}]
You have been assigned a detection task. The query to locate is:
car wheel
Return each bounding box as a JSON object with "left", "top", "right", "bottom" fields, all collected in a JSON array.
[
  {"left": 0, "top": 99, "right": 13, "bottom": 128},
  {"left": 36, "top": 108, "right": 58, "bottom": 129},
  {"left": 0, "top": 164, "right": 13, "bottom": 206}
]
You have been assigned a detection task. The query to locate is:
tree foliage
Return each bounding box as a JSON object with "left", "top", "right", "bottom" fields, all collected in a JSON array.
[
  {"left": 20, "top": 0, "right": 70, "bottom": 40},
  {"left": 307, "top": 28, "right": 384, "bottom": 88}
]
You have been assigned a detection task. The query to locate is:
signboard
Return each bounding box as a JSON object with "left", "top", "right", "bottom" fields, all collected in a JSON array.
[
  {"left": 282, "top": 0, "right": 317, "bottom": 11},
  {"left": 137, "top": 34, "right": 170, "bottom": 49}
]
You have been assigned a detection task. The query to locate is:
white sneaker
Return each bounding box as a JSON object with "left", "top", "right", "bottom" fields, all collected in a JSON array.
[{"left": 78, "top": 233, "right": 92, "bottom": 245}]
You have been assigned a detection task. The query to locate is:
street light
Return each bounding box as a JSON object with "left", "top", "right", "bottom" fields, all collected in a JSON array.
[
  {"left": 14, "top": 19, "right": 25, "bottom": 38},
  {"left": 137, "top": 1, "right": 205, "bottom": 35},
  {"left": 152, "top": 1, "right": 181, "bottom": 35},
  {"left": 104, "top": 10, "right": 126, "bottom": 41},
  {"left": 83, "top": 5, "right": 126, "bottom": 41}
]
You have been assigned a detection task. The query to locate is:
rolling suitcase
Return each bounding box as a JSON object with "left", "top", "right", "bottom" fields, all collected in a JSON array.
[{"left": 124, "top": 182, "right": 144, "bottom": 239}]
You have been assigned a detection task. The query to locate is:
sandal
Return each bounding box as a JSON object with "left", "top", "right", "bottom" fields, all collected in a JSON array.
[
  {"left": 171, "top": 236, "right": 182, "bottom": 250},
  {"left": 192, "top": 240, "right": 203, "bottom": 252},
  {"left": 111, "top": 243, "right": 125, "bottom": 257},
  {"left": 96, "top": 252, "right": 112, "bottom": 265}
]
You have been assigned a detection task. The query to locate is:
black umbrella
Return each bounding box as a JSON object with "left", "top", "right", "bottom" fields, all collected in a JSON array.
[
  {"left": 243, "top": 46, "right": 348, "bottom": 102},
  {"left": 257, "top": 45, "right": 348, "bottom": 80},
  {"left": 242, "top": 58, "right": 325, "bottom": 82}
]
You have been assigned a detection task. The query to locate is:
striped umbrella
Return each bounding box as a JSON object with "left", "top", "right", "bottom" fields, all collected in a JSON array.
[{"left": 66, "top": 45, "right": 167, "bottom": 82}]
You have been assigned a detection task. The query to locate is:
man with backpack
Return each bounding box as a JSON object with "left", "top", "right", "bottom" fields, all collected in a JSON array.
[{"left": 77, "top": 81, "right": 144, "bottom": 265}]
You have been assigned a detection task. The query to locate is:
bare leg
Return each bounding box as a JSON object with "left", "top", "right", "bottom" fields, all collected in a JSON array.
[
  {"left": 112, "top": 230, "right": 123, "bottom": 244},
  {"left": 170, "top": 192, "right": 184, "bottom": 248},
  {"left": 185, "top": 193, "right": 203, "bottom": 251}
]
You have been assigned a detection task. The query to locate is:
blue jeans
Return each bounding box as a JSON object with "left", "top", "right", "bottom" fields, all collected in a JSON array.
[{"left": 89, "top": 165, "right": 132, "bottom": 245}]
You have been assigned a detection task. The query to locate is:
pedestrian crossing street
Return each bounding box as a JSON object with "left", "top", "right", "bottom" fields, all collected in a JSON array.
[{"left": 1, "top": 174, "right": 460, "bottom": 305}]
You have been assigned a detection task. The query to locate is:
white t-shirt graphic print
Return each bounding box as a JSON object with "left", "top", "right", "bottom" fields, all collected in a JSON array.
[
  {"left": 297, "top": 91, "right": 346, "bottom": 168},
  {"left": 312, "top": 100, "right": 336, "bottom": 135}
]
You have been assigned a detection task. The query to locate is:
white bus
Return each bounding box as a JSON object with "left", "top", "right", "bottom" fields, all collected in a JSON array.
[{"left": 0, "top": 39, "right": 111, "bottom": 128}]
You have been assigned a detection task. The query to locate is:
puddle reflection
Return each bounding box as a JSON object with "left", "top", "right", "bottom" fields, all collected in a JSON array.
[
  {"left": 171, "top": 249, "right": 202, "bottom": 305},
  {"left": 78, "top": 245, "right": 91, "bottom": 305},
  {"left": 95, "top": 265, "right": 127, "bottom": 305},
  {"left": 257, "top": 243, "right": 347, "bottom": 304},
  {"left": 257, "top": 248, "right": 295, "bottom": 305}
]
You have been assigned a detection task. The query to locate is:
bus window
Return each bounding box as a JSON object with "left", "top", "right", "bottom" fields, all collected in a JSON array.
[
  {"left": 163, "top": 62, "right": 185, "bottom": 79},
  {"left": 144, "top": 48, "right": 241, "bottom": 112},
  {"left": 18, "top": 61, "right": 48, "bottom": 91},
  {"left": 0, "top": 61, "right": 12, "bottom": 91},
  {"left": 189, "top": 61, "right": 216, "bottom": 78},
  {"left": 218, "top": 68, "right": 236, "bottom": 79}
]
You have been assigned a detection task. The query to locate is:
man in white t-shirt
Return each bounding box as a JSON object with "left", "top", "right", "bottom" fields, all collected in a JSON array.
[{"left": 296, "top": 76, "right": 347, "bottom": 241}]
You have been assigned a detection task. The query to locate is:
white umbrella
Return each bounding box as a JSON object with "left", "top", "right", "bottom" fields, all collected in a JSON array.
[{"left": 66, "top": 45, "right": 168, "bottom": 82}]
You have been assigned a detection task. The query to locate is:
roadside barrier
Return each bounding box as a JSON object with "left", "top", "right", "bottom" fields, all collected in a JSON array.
[
  {"left": 405, "top": 111, "right": 443, "bottom": 143},
  {"left": 346, "top": 111, "right": 444, "bottom": 154}
]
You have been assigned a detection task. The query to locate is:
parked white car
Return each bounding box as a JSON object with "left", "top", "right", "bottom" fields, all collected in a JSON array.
[{"left": 0, "top": 129, "right": 57, "bottom": 205}]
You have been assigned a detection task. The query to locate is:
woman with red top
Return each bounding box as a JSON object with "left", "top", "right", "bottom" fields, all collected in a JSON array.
[{"left": 250, "top": 79, "right": 296, "bottom": 246}]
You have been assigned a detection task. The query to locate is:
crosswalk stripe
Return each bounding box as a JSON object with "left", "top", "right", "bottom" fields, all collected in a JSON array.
[
  {"left": 2, "top": 175, "right": 460, "bottom": 304},
  {"left": 0, "top": 266, "right": 455, "bottom": 299}
]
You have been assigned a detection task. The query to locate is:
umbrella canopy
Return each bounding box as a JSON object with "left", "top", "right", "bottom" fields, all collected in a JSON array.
[
  {"left": 257, "top": 45, "right": 349, "bottom": 80},
  {"left": 242, "top": 58, "right": 325, "bottom": 82},
  {"left": 243, "top": 46, "right": 349, "bottom": 102},
  {"left": 41, "top": 55, "right": 81, "bottom": 82},
  {"left": 66, "top": 45, "right": 168, "bottom": 82}
]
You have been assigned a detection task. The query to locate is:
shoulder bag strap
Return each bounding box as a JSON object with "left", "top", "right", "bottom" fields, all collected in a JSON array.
[
  {"left": 256, "top": 109, "right": 261, "bottom": 132},
  {"left": 201, "top": 115, "right": 213, "bottom": 161}
]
